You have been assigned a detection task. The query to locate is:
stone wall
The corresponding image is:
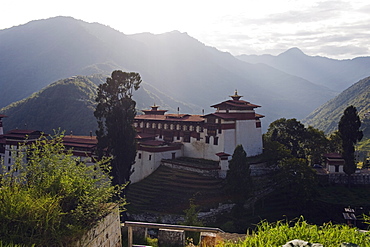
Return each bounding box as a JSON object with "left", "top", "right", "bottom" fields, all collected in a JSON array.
[
  {"left": 76, "top": 205, "right": 122, "bottom": 247},
  {"left": 329, "top": 173, "right": 370, "bottom": 185}
]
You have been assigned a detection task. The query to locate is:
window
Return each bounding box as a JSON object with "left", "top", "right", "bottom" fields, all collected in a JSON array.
[
  {"left": 8, "top": 158, "right": 11, "bottom": 164},
  {"left": 149, "top": 155, "right": 152, "bottom": 161},
  {"left": 138, "top": 153, "right": 142, "bottom": 159},
  {"left": 172, "top": 152, "right": 176, "bottom": 159},
  {"left": 213, "top": 136, "right": 219, "bottom": 145},
  {"left": 205, "top": 136, "right": 210, "bottom": 144},
  {"left": 335, "top": 165, "right": 339, "bottom": 173},
  {"left": 183, "top": 132, "right": 190, "bottom": 143}
]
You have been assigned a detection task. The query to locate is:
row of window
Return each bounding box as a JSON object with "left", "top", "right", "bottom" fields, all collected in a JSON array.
[
  {"left": 137, "top": 152, "right": 177, "bottom": 161},
  {"left": 135, "top": 121, "right": 204, "bottom": 132}
]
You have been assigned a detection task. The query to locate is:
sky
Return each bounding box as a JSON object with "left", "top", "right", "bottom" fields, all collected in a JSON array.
[{"left": 1, "top": 0, "right": 370, "bottom": 59}]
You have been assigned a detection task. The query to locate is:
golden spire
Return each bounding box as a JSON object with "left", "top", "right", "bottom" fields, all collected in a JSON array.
[{"left": 230, "top": 90, "right": 242, "bottom": 101}]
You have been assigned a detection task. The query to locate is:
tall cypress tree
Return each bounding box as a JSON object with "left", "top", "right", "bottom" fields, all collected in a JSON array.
[
  {"left": 338, "top": 105, "right": 363, "bottom": 180},
  {"left": 226, "top": 145, "right": 252, "bottom": 200},
  {"left": 94, "top": 70, "right": 141, "bottom": 185}
]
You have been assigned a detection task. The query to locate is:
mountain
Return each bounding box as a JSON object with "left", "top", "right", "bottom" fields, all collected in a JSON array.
[
  {"left": 0, "top": 75, "right": 197, "bottom": 135},
  {"left": 303, "top": 76, "right": 370, "bottom": 134},
  {"left": 237, "top": 48, "right": 370, "bottom": 92},
  {"left": 0, "top": 16, "right": 339, "bottom": 131}
]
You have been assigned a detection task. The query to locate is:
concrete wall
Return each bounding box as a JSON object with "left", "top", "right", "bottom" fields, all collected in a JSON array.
[{"left": 76, "top": 205, "right": 122, "bottom": 247}]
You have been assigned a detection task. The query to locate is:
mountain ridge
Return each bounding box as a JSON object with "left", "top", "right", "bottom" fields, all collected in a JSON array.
[
  {"left": 237, "top": 48, "right": 370, "bottom": 92},
  {"left": 0, "top": 16, "right": 364, "bottom": 132},
  {"left": 303, "top": 76, "right": 370, "bottom": 134}
]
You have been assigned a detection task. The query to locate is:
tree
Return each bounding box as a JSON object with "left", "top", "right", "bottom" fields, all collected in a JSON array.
[
  {"left": 338, "top": 105, "right": 363, "bottom": 178},
  {"left": 262, "top": 135, "right": 292, "bottom": 166},
  {"left": 0, "top": 134, "right": 122, "bottom": 246},
  {"left": 304, "top": 126, "right": 330, "bottom": 165},
  {"left": 265, "top": 118, "right": 307, "bottom": 158},
  {"left": 94, "top": 70, "right": 141, "bottom": 185},
  {"left": 328, "top": 131, "right": 343, "bottom": 153},
  {"left": 276, "top": 158, "right": 317, "bottom": 209},
  {"left": 226, "top": 145, "right": 252, "bottom": 200}
]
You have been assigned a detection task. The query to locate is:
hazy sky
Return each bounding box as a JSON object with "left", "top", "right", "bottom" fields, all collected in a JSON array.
[{"left": 1, "top": 0, "right": 370, "bottom": 59}]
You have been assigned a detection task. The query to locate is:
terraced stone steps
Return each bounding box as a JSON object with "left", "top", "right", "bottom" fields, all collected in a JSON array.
[{"left": 126, "top": 165, "right": 225, "bottom": 214}]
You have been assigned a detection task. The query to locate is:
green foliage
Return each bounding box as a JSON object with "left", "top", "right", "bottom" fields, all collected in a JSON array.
[
  {"left": 181, "top": 199, "right": 203, "bottom": 245},
  {"left": 276, "top": 158, "right": 318, "bottom": 209},
  {"left": 94, "top": 70, "right": 141, "bottom": 185},
  {"left": 264, "top": 118, "right": 331, "bottom": 164},
  {"left": 0, "top": 134, "right": 123, "bottom": 246},
  {"left": 304, "top": 126, "right": 330, "bottom": 165},
  {"left": 304, "top": 76, "right": 370, "bottom": 135},
  {"left": 338, "top": 106, "right": 363, "bottom": 176},
  {"left": 0, "top": 75, "right": 101, "bottom": 135},
  {"left": 220, "top": 217, "right": 370, "bottom": 246},
  {"left": 226, "top": 145, "right": 252, "bottom": 200},
  {"left": 265, "top": 118, "right": 307, "bottom": 159},
  {"left": 262, "top": 136, "right": 292, "bottom": 166}
]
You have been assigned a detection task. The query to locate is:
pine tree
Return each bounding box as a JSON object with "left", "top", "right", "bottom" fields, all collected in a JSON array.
[{"left": 94, "top": 70, "right": 141, "bottom": 185}]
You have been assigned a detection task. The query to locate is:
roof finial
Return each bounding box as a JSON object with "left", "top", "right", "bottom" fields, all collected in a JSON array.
[
  {"left": 151, "top": 103, "right": 159, "bottom": 111},
  {"left": 230, "top": 90, "right": 242, "bottom": 101}
]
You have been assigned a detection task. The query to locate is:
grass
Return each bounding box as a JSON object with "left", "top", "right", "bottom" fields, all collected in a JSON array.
[{"left": 218, "top": 217, "right": 370, "bottom": 246}]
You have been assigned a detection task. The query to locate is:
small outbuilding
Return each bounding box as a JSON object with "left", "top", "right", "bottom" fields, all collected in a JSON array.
[{"left": 323, "top": 153, "right": 345, "bottom": 173}]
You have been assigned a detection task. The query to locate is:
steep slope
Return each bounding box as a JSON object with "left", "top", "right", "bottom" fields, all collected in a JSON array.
[
  {"left": 0, "top": 75, "right": 100, "bottom": 135},
  {"left": 126, "top": 165, "right": 225, "bottom": 214},
  {"left": 303, "top": 76, "right": 370, "bottom": 134},
  {"left": 237, "top": 48, "right": 370, "bottom": 92},
  {"left": 0, "top": 75, "right": 197, "bottom": 135},
  {"left": 0, "top": 16, "right": 145, "bottom": 108},
  {"left": 1, "top": 16, "right": 337, "bottom": 129}
]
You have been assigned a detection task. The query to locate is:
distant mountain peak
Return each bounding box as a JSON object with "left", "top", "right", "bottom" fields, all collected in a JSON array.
[{"left": 279, "top": 47, "right": 306, "bottom": 57}]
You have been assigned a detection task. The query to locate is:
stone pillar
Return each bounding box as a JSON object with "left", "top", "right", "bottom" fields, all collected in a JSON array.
[
  {"left": 200, "top": 232, "right": 217, "bottom": 247},
  {"left": 158, "top": 229, "right": 185, "bottom": 247}
]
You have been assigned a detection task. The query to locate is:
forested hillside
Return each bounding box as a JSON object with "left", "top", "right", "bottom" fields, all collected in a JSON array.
[
  {"left": 0, "top": 74, "right": 198, "bottom": 135},
  {"left": 303, "top": 76, "right": 370, "bottom": 138}
]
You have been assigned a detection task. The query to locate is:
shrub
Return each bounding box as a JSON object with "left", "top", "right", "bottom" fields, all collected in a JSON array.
[
  {"left": 219, "top": 217, "right": 370, "bottom": 246},
  {"left": 0, "top": 134, "right": 124, "bottom": 246}
]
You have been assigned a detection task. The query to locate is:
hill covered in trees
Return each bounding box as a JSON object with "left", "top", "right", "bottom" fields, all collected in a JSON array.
[
  {"left": 0, "top": 74, "right": 197, "bottom": 135},
  {"left": 303, "top": 76, "right": 370, "bottom": 134}
]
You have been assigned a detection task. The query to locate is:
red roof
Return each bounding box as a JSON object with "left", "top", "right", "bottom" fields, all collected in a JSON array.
[
  {"left": 323, "top": 153, "right": 343, "bottom": 159},
  {"left": 62, "top": 135, "right": 97, "bottom": 152},
  {"left": 136, "top": 133, "right": 156, "bottom": 139},
  {"left": 139, "top": 140, "right": 166, "bottom": 146},
  {"left": 135, "top": 114, "right": 204, "bottom": 122},
  {"left": 62, "top": 135, "right": 97, "bottom": 146},
  {"left": 211, "top": 99, "right": 261, "bottom": 109},
  {"left": 216, "top": 152, "right": 231, "bottom": 157},
  {"left": 3, "top": 130, "right": 42, "bottom": 140},
  {"left": 0, "top": 114, "right": 7, "bottom": 118}
]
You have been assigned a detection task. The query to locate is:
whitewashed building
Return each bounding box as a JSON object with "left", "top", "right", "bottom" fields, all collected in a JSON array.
[{"left": 131, "top": 91, "right": 264, "bottom": 182}]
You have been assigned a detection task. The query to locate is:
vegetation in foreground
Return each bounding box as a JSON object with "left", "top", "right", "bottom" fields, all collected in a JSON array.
[
  {"left": 219, "top": 218, "right": 370, "bottom": 247},
  {"left": 0, "top": 134, "right": 124, "bottom": 246}
]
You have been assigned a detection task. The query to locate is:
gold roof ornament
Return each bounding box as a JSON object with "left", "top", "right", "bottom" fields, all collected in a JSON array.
[{"left": 230, "top": 90, "right": 242, "bottom": 101}]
